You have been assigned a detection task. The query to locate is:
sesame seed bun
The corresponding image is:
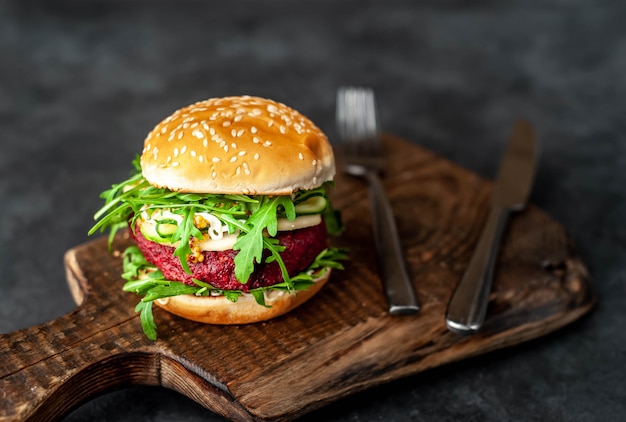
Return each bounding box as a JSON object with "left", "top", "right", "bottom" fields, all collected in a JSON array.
[
  {"left": 153, "top": 269, "right": 332, "bottom": 324},
  {"left": 140, "top": 96, "right": 335, "bottom": 195}
]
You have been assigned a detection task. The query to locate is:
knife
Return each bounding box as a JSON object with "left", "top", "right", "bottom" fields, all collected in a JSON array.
[{"left": 446, "top": 119, "right": 539, "bottom": 334}]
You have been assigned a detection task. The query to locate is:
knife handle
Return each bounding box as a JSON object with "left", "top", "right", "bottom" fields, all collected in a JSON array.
[
  {"left": 365, "top": 170, "right": 420, "bottom": 315},
  {"left": 446, "top": 206, "right": 510, "bottom": 334}
]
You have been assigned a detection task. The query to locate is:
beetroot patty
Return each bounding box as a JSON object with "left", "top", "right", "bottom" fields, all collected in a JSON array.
[{"left": 131, "top": 221, "right": 328, "bottom": 291}]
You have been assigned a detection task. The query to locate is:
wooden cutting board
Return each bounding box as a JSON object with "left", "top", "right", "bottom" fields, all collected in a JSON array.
[{"left": 0, "top": 134, "right": 594, "bottom": 421}]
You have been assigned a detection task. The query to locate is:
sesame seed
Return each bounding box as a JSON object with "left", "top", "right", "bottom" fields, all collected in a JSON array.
[
  {"left": 252, "top": 109, "right": 262, "bottom": 116},
  {"left": 298, "top": 152, "right": 304, "bottom": 160},
  {"left": 236, "top": 166, "right": 241, "bottom": 175},
  {"left": 237, "top": 129, "right": 245, "bottom": 137},
  {"left": 191, "top": 150, "right": 197, "bottom": 157},
  {"left": 174, "top": 148, "right": 179, "bottom": 157},
  {"left": 267, "top": 104, "right": 278, "bottom": 113},
  {"left": 212, "top": 157, "right": 221, "bottom": 162},
  {"left": 161, "top": 126, "right": 168, "bottom": 134},
  {"left": 253, "top": 137, "right": 260, "bottom": 144},
  {"left": 231, "top": 143, "right": 237, "bottom": 149},
  {"left": 234, "top": 115, "right": 243, "bottom": 122},
  {"left": 202, "top": 122, "right": 210, "bottom": 130},
  {"left": 230, "top": 156, "right": 237, "bottom": 163},
  {"left": 231, "top": 129, "right": 237, "bottom": 137},
  {"left": 263, "top": 140, "right": 272, "bottom": 147},
  {"left": 222, "top": 121, "right": 231, "bottom": 127},
  {"left": 268, "top": 120, "right": 274, "bottom": 127},
  {"left": 212, "top": 171, "right": 217, "bottom": 179},
  {"left": 224, "top": 145, "right": 229, "bottom": 152},
  {"left": 209, "top": 127, "right": 216, "bottom": 135},
  {"left": 166, "top": 156, "right": 172, "bottom": 163},
  {"left": 312, "top": 159, "right": 317, "bottom": 166},
  {"left": 253, "top": 153, "right": 260, "bottom": 160},
  {"left": 192, "top": 130, "right": 204, "bottom": 139},
  {"left": 180, "top": 146, "right": 187, "bottom": 154},
  {"left": 203, "top": 139, "right": 208, "bottom": 147},
  {"left": 251, "top": 126, "right": 257, "bottom": 134},
  {"left": 177, "top": 131, "right": 183, "bottom": 140},
  {"left": 172, "top": 161, "right": 180, "bottom": 167},
  {"left": 183, "top": 123, "right": 190, "bottom": 129},
  {"left": 198, "top": 155, "right": 204, "bottom": 163},
  {"left": 279, "top": 125, "right": 286, "bottom": 134},
  {"left": 238, "top": 151, "right": 246, "bottom": 156}
]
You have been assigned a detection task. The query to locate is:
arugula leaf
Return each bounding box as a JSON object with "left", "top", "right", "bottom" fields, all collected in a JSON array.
[
  {"left": 170, "top": 206, "right": 204, "bottom": 273},
  {"left": 135, "top": 301, "right": 157, "bottom": 341},
  {"left": 251, "top": 289, "right": 268, "bottom": 307},
  {"left": 142, "top": 282, "right": 202, "bottom": 302},
  {"left": 231, "top": 195, "right": 295, "bottom": 284}
]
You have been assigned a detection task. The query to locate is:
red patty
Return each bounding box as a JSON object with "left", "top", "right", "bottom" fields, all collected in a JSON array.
[{"left": 131, "top": 221, "right": 328, "bottom": 291}]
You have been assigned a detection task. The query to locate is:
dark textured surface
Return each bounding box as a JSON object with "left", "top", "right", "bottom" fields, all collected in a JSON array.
[{"left": 0, "top": 0, "right": 624, "bottom": 421}]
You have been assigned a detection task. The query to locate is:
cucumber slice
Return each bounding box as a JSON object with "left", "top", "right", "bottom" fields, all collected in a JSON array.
[
  {"left": 156, "top": 219, "right": 178, "bottom": 237},
  {"left": 139, "top": 221, "right": 168, "bottom": 243},
  {"left": 294, "top": 196, "right": 327, "bottom": 215}
]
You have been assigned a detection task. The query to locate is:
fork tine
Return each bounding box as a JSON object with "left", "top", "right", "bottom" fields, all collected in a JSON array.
[
  {"left": 363, "top": 88, "right": 379, "bottom": 138},
  {"left": 335, "top": 87, "right": 348, "bottom": 139},
  {"left": 336, "top": 86, "right": 358, "bottom": 141},
  {"left": 336, "top": 86, "right": 381, "bottom": 154}
]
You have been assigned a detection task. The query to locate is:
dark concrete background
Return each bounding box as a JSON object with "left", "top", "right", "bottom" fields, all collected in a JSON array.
[{"left": 1, "top": 0, "right": 625, "bottom": 420}]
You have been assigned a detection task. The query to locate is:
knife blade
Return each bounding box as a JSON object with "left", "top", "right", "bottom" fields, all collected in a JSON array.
[{"left": 446, "top": 119, "right": 539, "bottom": 334}]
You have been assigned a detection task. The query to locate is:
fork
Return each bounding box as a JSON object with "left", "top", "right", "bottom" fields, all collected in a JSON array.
[{"left": 336, "top": 86, "right": 420, "bottom": 315}]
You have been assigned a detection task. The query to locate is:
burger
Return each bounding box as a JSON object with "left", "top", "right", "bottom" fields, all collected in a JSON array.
[{"left": 89, "top": 96, "right": 346, "bottom": 340}]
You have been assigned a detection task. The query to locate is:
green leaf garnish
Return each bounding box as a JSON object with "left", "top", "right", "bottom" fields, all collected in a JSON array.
[
  {"left": 135, "top": 301, "right": 157, "bottom": 341},
  {"left": 231, "top": 195, "right": 295, "bottom": 284}
]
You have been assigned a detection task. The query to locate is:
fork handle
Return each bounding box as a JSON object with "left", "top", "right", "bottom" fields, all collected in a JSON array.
[{"left": 365, "top": 170, "right": 420, "bottom": 315}]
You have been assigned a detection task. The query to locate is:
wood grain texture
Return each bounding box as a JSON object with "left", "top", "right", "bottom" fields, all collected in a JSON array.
[{"left": 0, "top": 135, "right": 594, "bottom": 421}]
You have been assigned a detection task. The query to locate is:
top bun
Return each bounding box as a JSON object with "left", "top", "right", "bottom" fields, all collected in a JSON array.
[{"left": 140, "top": 96, "right": 335, "bottom": 195}]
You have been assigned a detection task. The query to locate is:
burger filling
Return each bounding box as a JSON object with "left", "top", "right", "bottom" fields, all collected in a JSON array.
[
  {"left": 131, "top": 220, "right": 328, "bottom": 291},
  {"left": 89, "top": 157, "right": 347, "bottom": 339}
]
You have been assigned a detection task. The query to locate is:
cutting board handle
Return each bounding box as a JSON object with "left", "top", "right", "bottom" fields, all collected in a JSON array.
[
  {"left": 0, "top": 308, "right": 159, "bottom": 421},
  {"left": 0, "top": 248, "right": 160, "bottom": 421}
]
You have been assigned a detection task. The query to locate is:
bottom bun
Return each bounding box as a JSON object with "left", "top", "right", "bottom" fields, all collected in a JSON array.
[{"left": 153, "top": 269, "right": 332, "bottom": 324}]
